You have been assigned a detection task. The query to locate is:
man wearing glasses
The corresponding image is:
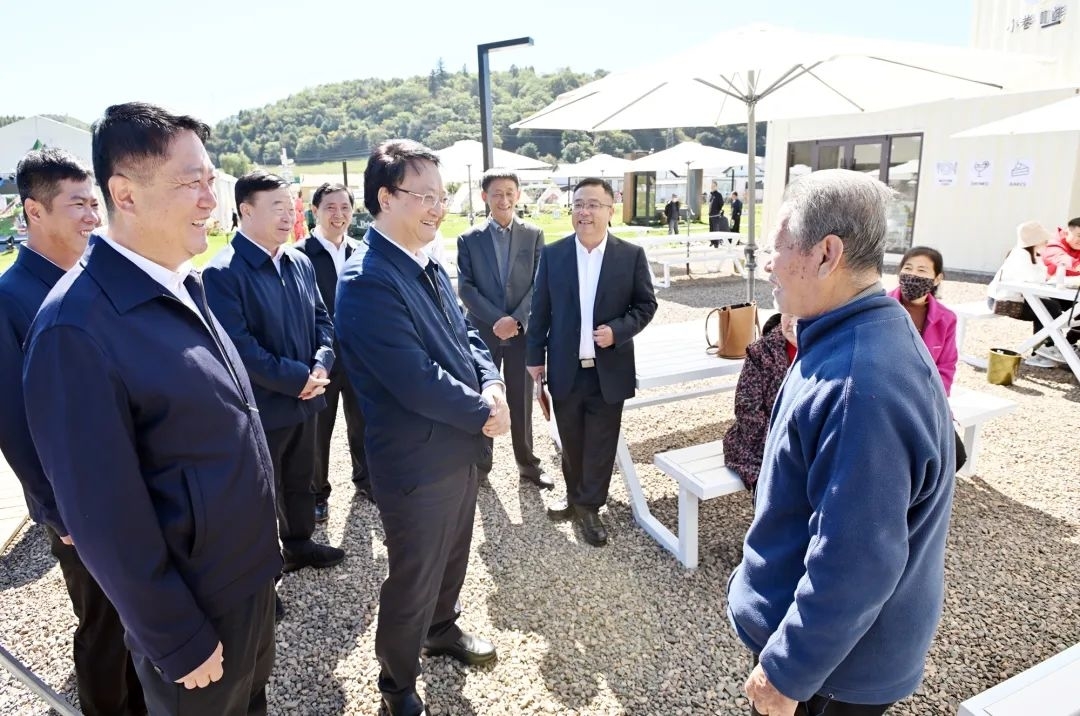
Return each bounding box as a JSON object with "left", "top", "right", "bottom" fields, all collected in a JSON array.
[
  {"left": 527, "top": 178, "right": 657, "bottom": 547},
  {"left": 336, "top": 140, "right": 509, "bottom": 716},
  {"left": 456, "top": 168, "right": 551, "bottom": 492}
]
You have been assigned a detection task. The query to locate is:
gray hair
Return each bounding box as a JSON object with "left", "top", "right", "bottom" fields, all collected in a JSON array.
[{"left": 782, "top": 169, "right": 897, "bottom": 273}]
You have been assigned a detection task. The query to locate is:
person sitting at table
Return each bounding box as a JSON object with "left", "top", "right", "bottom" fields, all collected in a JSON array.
[
  {"left": 888, "top": 246, "right": 957, "bottom": 396},
  {"left": 1043, "top": 217, "right": 1080, "bottom": 278},
  {"left": 722, "top": 313, "right": 797, "bottom": 493},
  {"left": 987, "top": 221, "right": 1071, "bottom": 368}
]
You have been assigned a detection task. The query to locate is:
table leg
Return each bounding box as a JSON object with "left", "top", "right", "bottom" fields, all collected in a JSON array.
[
  {"left": 615, "top": 433, "right": 681, "bottom": 560},
  {"left": 958, "top": 423, "right": 979, "bottom": 478},
  {"left": 1021, "top": 291, "right": 1080, "bottom": 382}
]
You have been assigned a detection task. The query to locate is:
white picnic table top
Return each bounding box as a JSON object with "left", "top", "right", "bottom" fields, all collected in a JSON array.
[{"left": 633, "top": 319, "right": 744, "bottom": 390}]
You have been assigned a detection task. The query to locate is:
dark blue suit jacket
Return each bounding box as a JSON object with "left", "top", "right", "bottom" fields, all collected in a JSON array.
[
  {"left": 527, "top": 233, "right": 657, "bottom": 403},
  {"left": 202, "top": 233, "right": 335, "bottom": 431},
  {"left": 335, "top": 228, "right": 501, "bottom": 491},
  {"left": 293, "top": 234, "right": 357, "bottom": 381},
  {"left": 22, "top": 236, "right": 281, "bottom": 682},
  {"left": 0, "top": 246, "right": 66, "bottom": 532}
]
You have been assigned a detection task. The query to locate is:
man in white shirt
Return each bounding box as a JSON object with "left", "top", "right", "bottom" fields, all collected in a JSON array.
[
  {"left": 527, "top": 178, "right": 657, "bottom": 547},
  {"left": 295, "top": 183, "right": 371, "bottom": 519}
]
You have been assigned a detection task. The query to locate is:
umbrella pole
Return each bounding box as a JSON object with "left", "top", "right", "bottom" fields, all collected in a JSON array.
[{"left": 744, "top": 76, "right": 758, "bottom": 303}]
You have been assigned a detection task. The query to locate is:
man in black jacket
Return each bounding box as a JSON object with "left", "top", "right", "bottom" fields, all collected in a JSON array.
[
  {"left": 527, "top": 178, "right": 657, "bottom": 547},
  {"left": 1, "top": 148, "right": 146, "bottom": 716},
  {"left": 203, "top": 170, "right": 346, "bottom": 575},
  {"left": 664, "top": 194, "right": 681, "bottom": 234},
  {"left": 23, "top": 102, "right": 281, "bottom": 715},
  {"left": 295, "top": 182, "right": 371, "bottom": 520},
  {"left": 730, "top": 191, "right": 744, "bottom": 233}
]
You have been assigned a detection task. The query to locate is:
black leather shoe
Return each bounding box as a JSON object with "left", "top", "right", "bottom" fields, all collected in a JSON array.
[
  {"left": 546, "top": 498, "right": 574, "bottom": 521},
  {"left": 422, "top": 632, "right": 497, "bottom": 666},
  {"left": 274, "top": 594, "right": 285, "bottom": 623},
  {"left": 521, "top": 470, "right": 555, "bottom": 490},
  {"left": 313, "top": 500, "right": 329, "bottom": 524},
  {"left": 576, "top": 509, "right": 608, "bottom": 547},
  {"left": 282, "top": 541, "right": 346, "bottom": 572},
  {"left": 379, "top": 689, "right": 428, "bottom": 716}
]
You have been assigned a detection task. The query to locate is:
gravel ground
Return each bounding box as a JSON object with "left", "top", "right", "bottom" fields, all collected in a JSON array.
[{"left": 1, "top": 269, "right": 1078, "bottom": 715}]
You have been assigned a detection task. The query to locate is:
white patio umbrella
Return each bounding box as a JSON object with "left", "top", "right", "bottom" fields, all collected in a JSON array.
[
  {"left": 434, "top": 140, "right": 551, "bottom": 183},
  {"left": 556, "top": 153, "right": 635, "bottom": 177},
  {"left": 512, "top": 23, "right": 1050, "bottom": 300},
  {"left": 629, "top": 141, "right": 759, "bottom": 172},
  {"left": 952, "top": 93, "right": 1080, "bottom": 137}
]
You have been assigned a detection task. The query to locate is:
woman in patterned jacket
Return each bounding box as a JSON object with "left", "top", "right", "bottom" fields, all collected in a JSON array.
[{"left": 722, "top": 312, "right": 797, "bottom": 492}]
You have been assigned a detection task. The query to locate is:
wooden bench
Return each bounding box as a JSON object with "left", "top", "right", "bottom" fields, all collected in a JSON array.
[
  {"left": 651, "top": 387, "right": 1018, "bottom": 568},
  {"left": 946, "top": 300, "right": 1001, "bottom": 370}
]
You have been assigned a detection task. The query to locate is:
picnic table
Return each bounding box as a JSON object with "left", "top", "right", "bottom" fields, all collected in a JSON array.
[
  {"left": 625, "top": 232, "right": 748, "bottom": 287},
  {"left": 999, "top": 279, "right": 1080, "bottom": 382}
]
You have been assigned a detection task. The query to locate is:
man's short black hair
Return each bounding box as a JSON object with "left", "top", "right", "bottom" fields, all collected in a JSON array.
[
  {"left": 312, "top": 182, "right": 354, "bottom": 208},
  {"left": 481, "top": 168, "right": 519, "bottom": 192},
  {"left": 91, "top": 102, "right": 210, "bottom": 214},
  {"left": 363, "top": 139, "right": 440, "bottom": 217},
  {"left": 731, "top": 191, "right": 739, "bottom": 197},
  {"left": 16, "top": 148, "right": 92, "bottom": 221},
  {"left": 1068, "top": 217, "right": 1080, "bottom": 229},
  {"left": 235, "top": 169, "right": 290, "bottom": 209},
  {"left": 573, "top": 177, "right": 614, "bottom": 201}
]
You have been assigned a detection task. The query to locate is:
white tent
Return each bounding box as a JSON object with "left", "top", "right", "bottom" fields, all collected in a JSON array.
[
  {"left": 556, "top": 153, "right": 634, "bottom": 177},
  {"left": 952, "top": 92, "right": 1080, "bottom": 137},
  {"left": 629, "top": 142, "right": 760, "bottom": 173},
  {"left": 0, "top": 116, "right": 92, "bottom": 173},
  {"left": 434, "top": 140, "right": 550, "bottom": 183}
]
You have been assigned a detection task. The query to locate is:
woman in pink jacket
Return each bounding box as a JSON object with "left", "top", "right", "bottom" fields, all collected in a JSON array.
[{"left": 888, "top": 246, "right": 958, "bottom": 395}]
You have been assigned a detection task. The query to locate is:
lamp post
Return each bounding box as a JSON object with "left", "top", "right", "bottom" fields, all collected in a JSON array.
[
  {"left": 466, "top": 163, "right": 474, "bottom": 225},
  {"left": 478, "top": 37, "right": 533, "bottom": 172}
]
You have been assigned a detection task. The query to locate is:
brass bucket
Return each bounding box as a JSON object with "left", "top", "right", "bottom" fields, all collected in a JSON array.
[{"left": 987, "top": 348, "right": 1021, "bottom": 386}]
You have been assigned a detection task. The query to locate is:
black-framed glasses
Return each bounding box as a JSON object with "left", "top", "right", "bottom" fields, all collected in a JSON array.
[
  {"left": 572, "top": 200, "right": 613, "bottom": 212},
  {"left": 393, "top": 187, "right": 450, "bottom": 209}
]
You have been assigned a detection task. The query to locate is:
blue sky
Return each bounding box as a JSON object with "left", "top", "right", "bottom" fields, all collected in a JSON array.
[{"left": 3, "top": 0, "right": 971, "bottom": 124}]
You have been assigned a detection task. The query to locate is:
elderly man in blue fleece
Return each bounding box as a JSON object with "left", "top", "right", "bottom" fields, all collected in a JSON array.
[{"left": 727, "top": 169, "right": 955, "bottom": 716}]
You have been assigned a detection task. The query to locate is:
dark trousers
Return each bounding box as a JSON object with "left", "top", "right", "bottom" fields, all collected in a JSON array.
[
  {"left": 476, "top": 332, "right": 542, "bottom": 478},
  {"left": 133, "top": 582, "right": 276, "bottom": 716},
  {"left": 372, "top": 465, "right": 479, "bottom": 696},
  {"left": 1022, "top": 298, "right": 1080, "bottom": 342},
  {"left": 752, "top": 697, "right": 892, "bottom": 715},
  {"left": 551, "top": 367, "right": 624, "bottom": 511},
  {"left": 667, "top": 218, "right": 679, "bottom": 234},
  {"left": 313, "top": 369, "right": 368, "bottom": 501},
  {"left": 732, "top": 214, "right": 742, "bottom": 232},
  {"left": 46, "top": 526, "right": 146, "bottom": 716},
  {"left": 265, "top": 418, "right": 317, "bottom": 550},
  {"left": 709, "top": 215, "right": 722, "bottom": 232}
]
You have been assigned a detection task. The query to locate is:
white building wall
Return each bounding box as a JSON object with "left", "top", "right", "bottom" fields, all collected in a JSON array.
[
  {"left": 763, "top": 88, "right": 1080, "bottom": 274},
  {"left": 972, "top": 0, "right": 1079, "bottom": 84}
]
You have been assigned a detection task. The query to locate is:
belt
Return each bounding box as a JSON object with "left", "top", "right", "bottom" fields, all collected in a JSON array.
[{"left": 579, "top": 358, "right": 596, "bottom": 368}]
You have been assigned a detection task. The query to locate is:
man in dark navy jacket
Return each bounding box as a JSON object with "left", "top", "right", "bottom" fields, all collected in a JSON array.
[
  {"left": 22, "top": 103, "right": 281, "bottom": 715},
  {"left": 336, "top": 139, "right": 509, "bottom": 716},
  {"left": 203, "top": 170, "right": 346, "bottom": 575},
  {"left": 0, "top": 148, "right": 146, "bottom": 715},
  {"left": 294, "top": 182, "right": 370, "bottom": 518}
]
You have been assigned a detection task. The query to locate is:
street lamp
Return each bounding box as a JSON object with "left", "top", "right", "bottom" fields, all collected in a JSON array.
[
  {"left": 465, "top": 162, "right": 474, "bottom": 224},
  {"left": 478, "top": 37, "right": 533, "bottom": 172}
]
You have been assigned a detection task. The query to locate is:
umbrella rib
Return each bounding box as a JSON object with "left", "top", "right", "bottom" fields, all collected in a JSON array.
[
  {"left": 693, "top": 77, "right": 749, "bottom": 103},
  {"left": 590, "top": 83, "right": 668, "bottom": 129},
  {"left": 798, "top": 67, "right": 867, "bottom": 112},
  {"left": 865, "top": 56, "right": 1005, "bottom": 89},
  {"left": 755, "top": 62, "right": 823, "bottom": 99},
  {"left": 515, "top": 90, "right": 602, "bottom": 126}
]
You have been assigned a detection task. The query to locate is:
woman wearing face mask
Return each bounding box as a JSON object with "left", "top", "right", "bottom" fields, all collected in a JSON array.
[
  {"left": 889, "top": 246, "right": 958, "bottom": 396},
  {"left": 722, "top": 312, "right": 798, "bottom": 494}
]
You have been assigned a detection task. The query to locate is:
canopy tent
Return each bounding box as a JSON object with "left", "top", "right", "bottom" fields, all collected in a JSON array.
[
  {"left": 0, "top": 116, "right": 92, "bottom": 174},
  {"left": 952, "top": 92, "right": 1080, "bottom": 138},
  {"left": 513, "top": 22, "right": 1051, "bottom": 300},
  {"left": 628, "top": 142, "right": 760, "bottom": 173},
  {"left": 556, "top": 153, "right": 634, "bottom": 177},
  {"left": 434, "top": 140, "right": 550, "bottom": 183}
]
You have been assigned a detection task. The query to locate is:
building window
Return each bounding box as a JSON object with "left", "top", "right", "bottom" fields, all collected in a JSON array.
[{"left": 786, "top": 133, "right": 923, "bottom": 252}]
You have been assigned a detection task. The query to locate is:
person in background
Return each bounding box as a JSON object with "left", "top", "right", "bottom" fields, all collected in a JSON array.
[
  {"left": 987, "top": 221, "right": 1071, "bottom": 367},
  {"left": 664, "top": 194, "right": 680, "bottom": 235},
  {"left": 729, "top": 191, "right": 743, "bottom": 233},
  {"left": 1043, "top": 216, "right": 1080, "bottom": 278},
  {"left": 0, "top": 148, "right": 146, "bottom": 716},
  {"left": 888, "top": 246, "right": 957, "bottom": 396},
  {"left": 708, "top": 181, "right": 724, "bottom": 233},
  {"left": 722, "top": 313, "right": 796, "bottom": 494}
]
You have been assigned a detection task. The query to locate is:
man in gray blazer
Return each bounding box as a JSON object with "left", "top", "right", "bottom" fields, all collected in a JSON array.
[{"left": 457, "top": 169, "right": 552, "bottom": 489}]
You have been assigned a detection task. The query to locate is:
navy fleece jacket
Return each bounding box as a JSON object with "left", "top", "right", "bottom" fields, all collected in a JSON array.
[{"left": 727, "top": 291, "right": 955, "bottom": 704}]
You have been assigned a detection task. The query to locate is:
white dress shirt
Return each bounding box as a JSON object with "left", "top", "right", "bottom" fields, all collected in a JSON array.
[
  {"left": 239, "top": 233, "right": 284, "bottom": 275},
  {"left": 575, "top": 235, "right": 607, "bottom": 360},
  {"left": 98, "top": 234, "right": 208, "bottom": 328},
  {"left": 312, "top": 227, "right": 349, "bottom": 275}
]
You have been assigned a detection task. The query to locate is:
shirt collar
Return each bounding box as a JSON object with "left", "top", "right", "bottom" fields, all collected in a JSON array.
[
  {"left": 372, "top": 222, "right": 429, "bottom": 269},
  {"left": 490, "top": 216, "right": 514, "bottom": 234},
  {"left": 98, "top": 233, "right": 192, "bottom": 294},
  {"left": 312, "top": 226, "right": 349, "bottom": 254},
  {"left": 575, "top": 234, "right": 608, "bottom": 256}
]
